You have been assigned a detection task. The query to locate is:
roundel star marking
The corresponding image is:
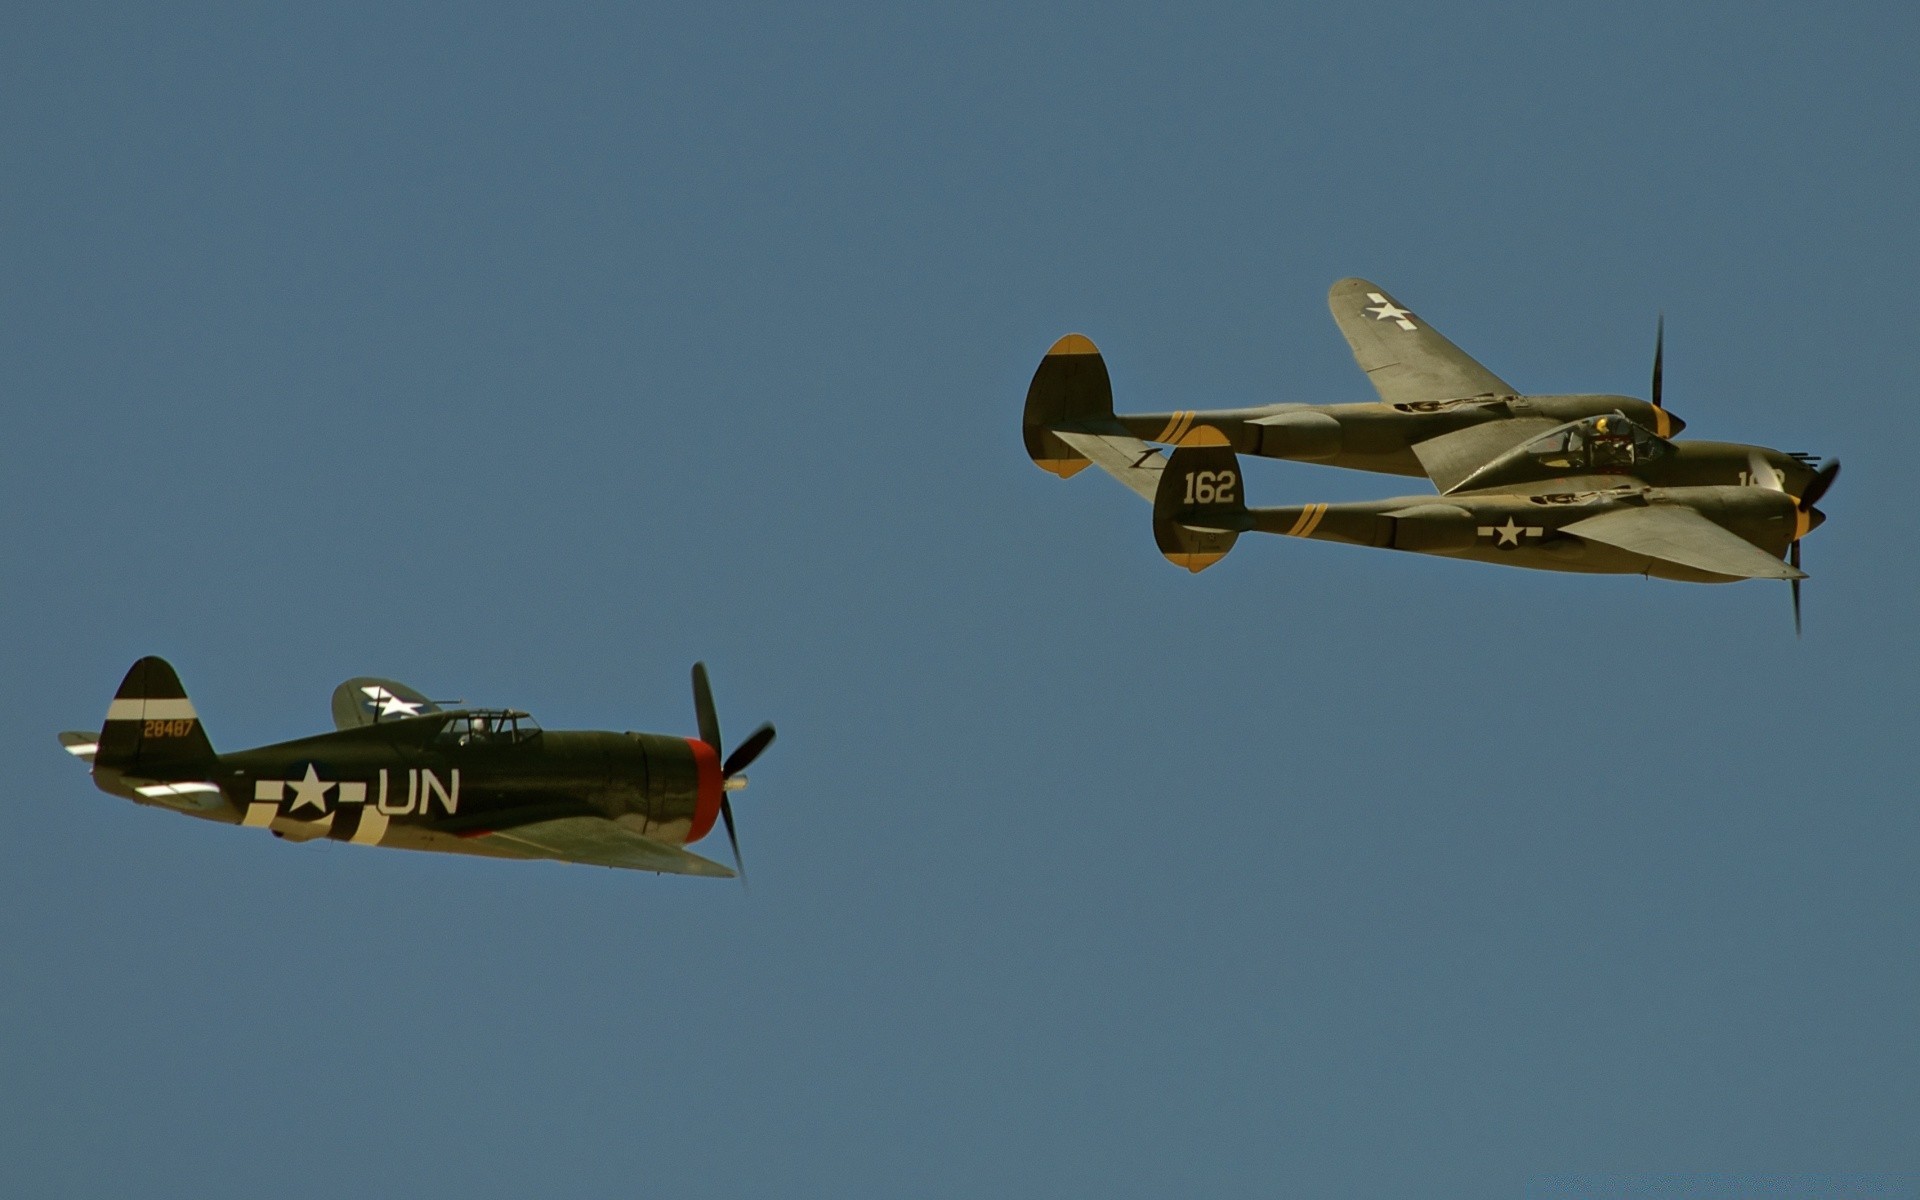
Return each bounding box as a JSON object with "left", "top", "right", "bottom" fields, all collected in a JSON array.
[
  {"left": 285, "top": 764, "right": 335, "bottom": 815},
  {"left": 1364, "top": 292, "right": 1418, "bottom": 331},
  {"left": 360, "top": 685, "right": 424, "bottom": 718},
  {"left": 1477, "top": 517, "right": 1546, "bottom": 549}
]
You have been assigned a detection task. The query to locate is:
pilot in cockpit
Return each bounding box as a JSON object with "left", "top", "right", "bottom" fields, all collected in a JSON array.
[
  {"left": 1589, "top": 416, "right": 1636, "bottom": 467},
  {"left": 463, "top": 715, "right": 491, "bottom": 744}
]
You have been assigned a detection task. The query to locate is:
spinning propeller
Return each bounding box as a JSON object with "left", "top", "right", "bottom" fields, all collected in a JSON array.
[
  {"left": 1748, "top": 452, "right": 1840, "bottom": 635},
  {"left": 691, "top": 662, "right": 776, "bottom": 884},
  {"left": 1648, "top": 315, "right": 1687, "bottom": 437}
]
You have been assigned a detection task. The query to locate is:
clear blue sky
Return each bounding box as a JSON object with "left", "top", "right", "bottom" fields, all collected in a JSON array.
[{"left": 3, "top": 4, "right": 1915, "bottom": 1197}]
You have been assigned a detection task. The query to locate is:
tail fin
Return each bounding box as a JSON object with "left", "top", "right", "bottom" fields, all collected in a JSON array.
[
  {"left": 1152, "top": 427, "right": 1246, "bottom": 572},
  {"left": 1022, "top": 334, "right": 1114, "bottom": 478},
  {"left": 93, "top": 657, "right": 217, "bottom": 778}
]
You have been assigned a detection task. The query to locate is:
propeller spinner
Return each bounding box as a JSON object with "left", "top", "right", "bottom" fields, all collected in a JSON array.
[
  {"left": 1753, "top": 453, "right": 1840, "bottom": 635},
  {"left": 691, "top": 662, "right": 776, "bottom": 884},
  {"left": 1788, "top": 459, "right": 1840, "bottom": 636}
]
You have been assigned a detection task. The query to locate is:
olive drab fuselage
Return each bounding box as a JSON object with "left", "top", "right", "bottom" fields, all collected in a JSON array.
[
  {"left": 1244, "top": 480, "right": 1807, "bottom": 582},
  {"left": 92, "top": 716, "right": 723, "bottom": 856},
  {"left": 1109, "top": 393, "right": 1677, "bottom": 477}
]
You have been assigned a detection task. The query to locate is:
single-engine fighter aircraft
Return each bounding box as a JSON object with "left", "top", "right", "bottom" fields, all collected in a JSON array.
[
  {"left": 58, "top": 657, "right": 776, "bottom": 879},
  {"left": 1023, "top": 278, "right": 1822, "bottom": 498},
  {"left": 1150, "top": 427, "right": 1840, "bottom": 631}
]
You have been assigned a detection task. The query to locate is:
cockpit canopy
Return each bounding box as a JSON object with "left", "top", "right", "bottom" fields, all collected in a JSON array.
[
  {"left": 432, "top": 709, "right": 542, "bottom": 746},
  {"left": 1524, "top": 413, "right": 1669, "bottom": 471}
]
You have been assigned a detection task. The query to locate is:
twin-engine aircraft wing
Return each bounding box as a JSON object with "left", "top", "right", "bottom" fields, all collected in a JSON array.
[
  {"left": 1329, "top": 277, "right": 1514, "bottom": 406},
  {"left": 1561, "top": 504, "right": 1804, "bottom": 581},
  {"left": 470, "top": 815, "right": 736, "bottom": 878},
  {"left": 331, "top": 678, "right": 443, "bottom": 730},
  {"left": 1411, "top": 419, "right": 1564, "bottom": 494}
]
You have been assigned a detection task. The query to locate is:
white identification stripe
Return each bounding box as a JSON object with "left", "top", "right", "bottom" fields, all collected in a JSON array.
[
  {"left": 242, "top": 803, "right": 278, "bottom": 828},
  {"left": 65, "top": 742, "right": 99, "bottom": 758},
  {"left": 351, "top": 810, "right": 388, "bottom": 846},
  {"left": 135, "top": 782, "right": 221, "bottom": 797},
  {"left": 105, "top": 698, "right": 197, "bottom": 721}
]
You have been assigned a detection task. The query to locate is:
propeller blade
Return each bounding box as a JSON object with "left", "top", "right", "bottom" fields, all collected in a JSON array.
[
  {"left": 723, "top": 723, "right": 776, "bottom": 778},
  {"left": 1651, "top": 313, "right": 1664, "bottom": 412},
  {"left": 720, "top": 795, "right": 745, "bottom": 886},
  {"left": 1800, "top": 459, "right": 1840, "bottom": 511},
  {"left": 691, "top": 662, "right": 721, "bottom": 751},
  {"left": 1790, "top": 539, "right": 1802, "bottom": 637}
]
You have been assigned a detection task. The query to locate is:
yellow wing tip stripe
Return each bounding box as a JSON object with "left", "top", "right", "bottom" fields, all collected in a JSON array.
[
  {"left": 1284, "top": 504, "right": 1328, "bottom": 538},
  {"left": 1046, "top": 333, "right": 1100, "bottom": 357}
]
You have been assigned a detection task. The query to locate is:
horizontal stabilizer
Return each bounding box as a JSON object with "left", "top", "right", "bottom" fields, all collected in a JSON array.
[
  {"left": 58, "top": 731, "right": 99, "bottom": 763},
  {"left": 472, "top": 815, "right": 736, "bottom": 878},
  {"left": 1053, "top": 425, "right": 1168, "bottom": 502},
  {"left": 1561, "top": 504, "right": 1803, "bottom": 580}
]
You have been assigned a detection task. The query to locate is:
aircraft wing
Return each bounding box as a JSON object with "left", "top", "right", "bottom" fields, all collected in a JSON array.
[
  {"left": 332, "top": 678, "right": 443, "bottom": 730},
  {"left": 1560, "top": 504, "right": 1804, "bottom": 580},
  {"left": 1329, "top": 278, "right": 1514, "bottom": 405},
  {"left": 471, "top": 815, "right": 737, "bottom": 878},
  {"left": 1411, "top": 418, "right": 1564, "bottom": 493},
  {"left": 1052, "top": 422, "right": 1168, "bottom": 502}
]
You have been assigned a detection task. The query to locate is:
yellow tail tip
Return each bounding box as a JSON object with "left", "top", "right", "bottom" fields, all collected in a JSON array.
[
  {"left": 1167, "top": 551, "right": 1225, "bottom": 573},
  {"left": 1035, "top": 458, "right": 1091, "bottom": 479}
]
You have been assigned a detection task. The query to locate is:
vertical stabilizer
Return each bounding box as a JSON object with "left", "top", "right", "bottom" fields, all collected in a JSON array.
[
  {"left": 1023, "top": 334, "right": 1115, "bottom": 478},
  {"left": 93, "top": 657, "right": 217, "bottom": 778},
  {"left": 1152, "top": 427, "right": 1246, "bottom": 572}
]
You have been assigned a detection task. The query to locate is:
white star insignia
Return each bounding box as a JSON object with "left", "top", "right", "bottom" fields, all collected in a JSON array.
[
  {"left": 285, "top": 764, "right": 335, "bottom": 815},
  {"left": 1476, "top": 518, "right": 1544, "bottom": 548},
  {"left": 361, "top": 685, "right": 424, "bottom": 718},
  {"left": 1364, "top": 292, "right": 1417, "bottom": 331}
]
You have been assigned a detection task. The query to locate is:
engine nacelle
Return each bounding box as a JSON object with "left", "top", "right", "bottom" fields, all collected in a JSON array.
[
  {"left": 1385, "top": 504, "right": 1478, "bottom": 553},
  {"left": 1250, "top": 410, "right": 1343, "bottom": 461},
  {"left": 618, "top": 732, "right": 724, "bottom": 845}
]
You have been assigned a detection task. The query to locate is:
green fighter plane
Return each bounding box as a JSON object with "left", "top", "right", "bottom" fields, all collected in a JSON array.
[
  {"left": 1024, "top": 277, "right": 1825, "bottom": 499},
  {"left": 58, "top": 657, "right": 776, "bottom": 879},
  {"left": 1149, "top": 425, "right": 1839, "bottom": 631}
]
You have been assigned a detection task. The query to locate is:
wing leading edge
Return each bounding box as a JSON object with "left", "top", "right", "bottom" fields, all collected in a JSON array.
[
  {"left": 472, "top": 815, "right": 737, "bottom": 878},
  {"left": 1329, "top": 278, "right": 1513, "bottom": 405},
  {"left": 1561, "top": 504, "right": 1803, "bottom": 581}
]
